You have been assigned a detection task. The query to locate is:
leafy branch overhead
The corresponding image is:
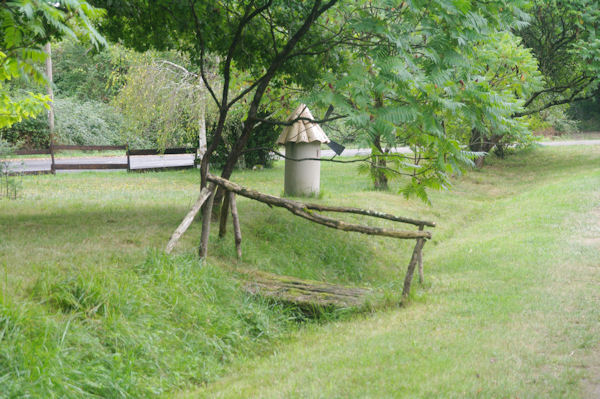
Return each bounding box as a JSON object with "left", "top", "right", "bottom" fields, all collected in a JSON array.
[
  {"left": 313, "top": 1, "right": 538, "bottom": 200},
  {"left": 0, "top": 0, "right": 105, "bottom": 128}
]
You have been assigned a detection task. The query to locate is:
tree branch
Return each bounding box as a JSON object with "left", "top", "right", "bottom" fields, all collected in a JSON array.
[{"left": 514, "top": 91, "right": 597, "bottom": 118}]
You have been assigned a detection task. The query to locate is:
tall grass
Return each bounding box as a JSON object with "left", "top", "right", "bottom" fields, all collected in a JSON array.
[{"left": 1, "top": 253, "right": 295, "bottom": 397}]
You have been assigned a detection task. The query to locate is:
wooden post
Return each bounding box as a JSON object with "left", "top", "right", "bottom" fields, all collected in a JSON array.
[
  {"left": 165, "top": 185, "right": 213, "bottom": 254},
  {"left": 126, "top": 144, "right": 131, "bottom": 172},
  {"left": 50, "top": 140, "right": 56, "bottom": 175},
  {"left": 45, "top": 42, "right": 56, "bottom": 175},
  {"left": 218, "top": 190, "right": 230, "bottom": 238},
  {"left": 417, "top": 224, "right": 425, "bottom": 284},
  {"left": 402, "top": 238, "right": 426, "bottom": 298},
  {"left": 229, "top": 191, "right": 242, "bottom": 259},
  {"left": 199, "top": 186, "right": 216, "bottom": 259}
]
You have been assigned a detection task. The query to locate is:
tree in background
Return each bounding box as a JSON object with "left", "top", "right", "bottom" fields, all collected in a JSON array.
[
  {"left": 465, "top": 33, "right": 542, "bottom": 159},
  {"left": 317, "top": 1, "right": 536, "bottom": 198},
  {"left": 516, "top": 0, "right": 600, "bottom": 117},
  {"left": 113, "top": 58, "right": 208, "bottom": 149},
  {"left": 93, "top": 0, "right": 348, "bottom": 191}
]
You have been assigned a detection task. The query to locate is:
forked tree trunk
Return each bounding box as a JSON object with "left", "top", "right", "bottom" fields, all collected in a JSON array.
[{"left": 197, "top": 0, "right": 341, "bottom": 256}]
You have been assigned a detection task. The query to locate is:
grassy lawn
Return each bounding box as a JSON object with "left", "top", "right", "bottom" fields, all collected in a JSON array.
[
  {"left": 189, "top": 145, "right": 600, "bottom": 398},
  {"left": 540, "top": 132, "right": 600, "bottom": 141},
  {"left": 1, "top": 145, "right": 599, "bottom": 397}
]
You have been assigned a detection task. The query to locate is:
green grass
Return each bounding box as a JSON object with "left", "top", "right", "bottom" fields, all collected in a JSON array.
[
  {"left": 1, "top": 145, "right": 599, "bottom": 397},
  {"left": 540, "top": 131, "right": 600, "bottom": 141},
  {"left": 181, "top": 146, "right": 600, "bottom": 398}
]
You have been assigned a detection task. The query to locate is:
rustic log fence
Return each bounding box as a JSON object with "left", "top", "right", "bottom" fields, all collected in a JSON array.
[{"left": 166, "top": 173, "right": 435, "bottom": 298}]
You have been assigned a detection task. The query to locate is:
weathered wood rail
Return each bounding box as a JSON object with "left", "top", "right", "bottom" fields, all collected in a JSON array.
[
  {"left": 166, "top": 173, "right": 435, "bottom": 299},
  {"left": 10, "top": 145, "right": 197, "bottom": 174}
]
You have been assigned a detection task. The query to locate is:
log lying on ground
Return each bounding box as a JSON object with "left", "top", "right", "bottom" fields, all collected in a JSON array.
[
  {"left": 207, "top": 174, "right": 431, "bottom": 240},
  {"left": 165, "top": 184, "right": 213, "bottom": 254},
  {"left": 238, "top": 268, "right": 372, "bottom": 310}
]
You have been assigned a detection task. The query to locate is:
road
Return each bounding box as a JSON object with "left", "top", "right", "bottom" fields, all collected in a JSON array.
[{"left": 5, "top": 139, "right": 600, "bottom": 173}]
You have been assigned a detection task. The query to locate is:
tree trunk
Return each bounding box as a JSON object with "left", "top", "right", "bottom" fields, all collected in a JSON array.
[
  {"left": 372, "top": 135, "right": 388, "bottom": 190},
  {"left": 218, "top": 190, "right": 230, "bottom": 238},
  {"left": 469, "top": 129, "right": 503, "bottom": 168},
  {"left": 199, "top": 186, "right": 216, "bottom": 259},
  {"left": 198, "top": 83, "right": 207, "bottom": 161}
]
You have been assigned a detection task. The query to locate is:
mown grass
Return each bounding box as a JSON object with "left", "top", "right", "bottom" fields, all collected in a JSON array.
[
  {"left": 1, "top": 145, "right": 599, "bottom": 397},
  {"left": 181, "top": 145, "right": 600, "bottom": 398}
]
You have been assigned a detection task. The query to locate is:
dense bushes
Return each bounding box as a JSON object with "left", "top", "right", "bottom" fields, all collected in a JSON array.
[
  {"left": 54, "top": 98, "right": 133, "bottom": 146},
  {"left": 525, "top": 105, "right": 580, "bottom": 137},
  {"left": 569, "top": 95, "right": 600, "bottom": 132},
  {"left": 0, "top": 115, "right": 49, "bottom": 149}
]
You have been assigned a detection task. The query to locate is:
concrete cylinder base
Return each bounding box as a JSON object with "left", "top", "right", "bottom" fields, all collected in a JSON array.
[{"left": 284, "top": 142, "right": 321, "bottom": 197}]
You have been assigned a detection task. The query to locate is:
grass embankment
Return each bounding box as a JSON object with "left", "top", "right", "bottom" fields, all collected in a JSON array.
[
  {"left": 1, "top": 145, "right": 599, "bottom": 397},
  {"left": 185, "top": 146, "right": 600, "bottom": 398}
]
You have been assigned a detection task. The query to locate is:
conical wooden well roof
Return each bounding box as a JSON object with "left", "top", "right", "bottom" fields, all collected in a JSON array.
[{"left": 277, "top": 104, "right": 330, "bottom": 144}]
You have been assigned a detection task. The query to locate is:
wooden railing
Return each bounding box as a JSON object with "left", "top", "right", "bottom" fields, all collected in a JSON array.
[
  {"left": 165, "top": 173, "right": 436, "bottom": 298},
  {"left": 13, "top": 145, "right": 197, "bottom": 174},
  {"left": 52, "top": 144, "right": 129, "bottom": 172}
]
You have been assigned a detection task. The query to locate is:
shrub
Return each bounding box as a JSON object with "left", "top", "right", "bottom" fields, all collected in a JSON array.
[
  {"left": 0, "top": 113, "right": 50, "bottom": 149},
  {"left": 53, "top": 98, "right": 137, "bottom": 146},
  {"left": 0, "top": 139, "right": 21, "bottom": 199}
]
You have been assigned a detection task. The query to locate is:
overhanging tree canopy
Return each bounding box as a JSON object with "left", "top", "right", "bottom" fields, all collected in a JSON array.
[
  {"left": 0, "top": 0, "right": 105, "bottom": 129},
  {"left": 516, "top": 0, "right": 600, "bottom": 117},
  {"left": 93, "top": 0, "right": 350, "bottom": 187}
]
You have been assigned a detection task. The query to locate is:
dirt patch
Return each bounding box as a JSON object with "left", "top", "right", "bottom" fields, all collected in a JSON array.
[
  {"left": 582, "top": 237, "right": 600, "bottom": 246},
  {"left": 581, "top": 355, "right": 600, "bottom": 399}
]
